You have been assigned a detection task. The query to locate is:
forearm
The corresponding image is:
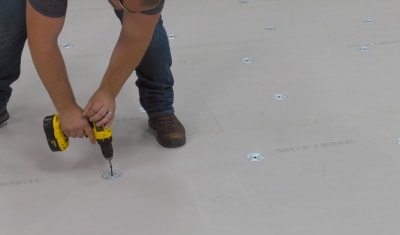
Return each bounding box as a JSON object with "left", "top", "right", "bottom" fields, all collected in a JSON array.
[
  {"left": 98, "top": 13, "right": 160, "bottom": 97},
  {"left": 27, "top": 1, "right": 77, "bottom": 114},
  {"left": 29, "top": 41, "right": 77, "bottom": 113},
  {"left": 100, "top": 35, "right": 150, "bottom": 97}
]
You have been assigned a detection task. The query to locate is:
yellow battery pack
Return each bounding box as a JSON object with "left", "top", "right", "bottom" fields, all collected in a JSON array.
[{"left": 43, "top": 114, "right": 69, "bottom": 152}]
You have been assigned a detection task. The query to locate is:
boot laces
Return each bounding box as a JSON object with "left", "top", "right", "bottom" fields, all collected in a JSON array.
[{"left": 156, "top": 115, "right": 177, "bottom": 129}]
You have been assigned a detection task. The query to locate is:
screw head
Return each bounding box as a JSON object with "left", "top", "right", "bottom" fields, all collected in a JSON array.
[
  {"left": 272, "top": 94, "right": 287, "bottom": 100},
  {"left": 241, "top": 58, "right": 254, "bottom": 64},
  {"left": 246, "top": 153, "right": 265, "bottom": 162},
  {"left": 365, "top": 19, "right": 375, "bottom": 24},
  {"left": 59, "top": 43, "right": 73, "bottom": 49},
  {"left": 265, "top": 26, "right": 277, "bottom": 31}
]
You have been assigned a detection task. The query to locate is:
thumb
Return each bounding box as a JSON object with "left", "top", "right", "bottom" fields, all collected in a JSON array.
[{"left": 84, "top": 124, "right": 96, "bottom": 144}]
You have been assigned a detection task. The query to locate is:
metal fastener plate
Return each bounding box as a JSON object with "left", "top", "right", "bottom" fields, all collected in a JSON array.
[
  {"left": 101, "top": 170, "right": 123, "bottom": 180},
  {"left": 247, "top": 153, "right": 265, "bottom": 162}
]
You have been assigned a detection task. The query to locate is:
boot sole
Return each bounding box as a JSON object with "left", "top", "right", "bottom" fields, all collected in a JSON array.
[
  {"left": 149, "top": 125, "right": 186, "bottom": 148},
  {"left": 156, "top": 136, "right": 186, "bottom": 148}
]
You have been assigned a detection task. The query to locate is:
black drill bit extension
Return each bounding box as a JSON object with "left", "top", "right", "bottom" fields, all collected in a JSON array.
[{"left": 109, "top": 159, "right": 114, "bottom": 176}]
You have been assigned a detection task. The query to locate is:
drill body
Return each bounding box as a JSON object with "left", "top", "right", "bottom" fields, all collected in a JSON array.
[
  {"left": 43, "top": 114, "right": 113, "bottom": 161},
  {"left": 90, "top": 121, "right": 113, "bottom": 160}
]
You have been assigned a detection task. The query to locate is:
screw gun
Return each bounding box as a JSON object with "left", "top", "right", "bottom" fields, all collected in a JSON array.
[{"left": 43, "top": 114, "right": 114, "bottom": 175}]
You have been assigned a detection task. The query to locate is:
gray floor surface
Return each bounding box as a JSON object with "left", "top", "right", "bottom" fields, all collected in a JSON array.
[{"left": 2, "top": 0, "right": 400, "bottom": 234}]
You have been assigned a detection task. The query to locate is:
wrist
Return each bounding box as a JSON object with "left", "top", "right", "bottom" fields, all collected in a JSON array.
[
  {"left": 99, "top": 80, "right": 118, "bottom": 98},
  {"left": 56, "top": 101, "right": 80, "bottom": 115}
]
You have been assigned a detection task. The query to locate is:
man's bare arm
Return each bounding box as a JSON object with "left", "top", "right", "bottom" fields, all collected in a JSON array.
[
  {"left": 84, "top": 12, "right": 160, "bottom": 126},
  {"left": 26, "top": 1, "right": 94, "bottom": 142}
]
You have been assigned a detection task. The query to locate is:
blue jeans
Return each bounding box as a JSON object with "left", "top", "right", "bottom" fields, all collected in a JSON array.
[
  {"left": 114, "top": 11, "right": 175, "bottom": 118},
  {"left": 0, "top": 0, "right": 27, "bottom": 108}
]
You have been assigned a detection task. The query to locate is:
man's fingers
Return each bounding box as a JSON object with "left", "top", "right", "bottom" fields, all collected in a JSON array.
[
  {"left": 94, "top": 111, "right": 114, "bottom": 127},
  {"left": 65, "top": 131, "right": 76, "bottom": 138},
  {"left": 104, "top": 119, "right": 114, "bottom": 128},
  {"left": 85, "top": 102, "right": 104, "bottom": 119},
  {"left": 64, "top": 130, "right": 84, "bottom": 138},
  {"left": 87, "top": 106, "right": 109, "bottom": 122},
  {"left": 77, "top": 130, "right": 85, "bottom": 138}
]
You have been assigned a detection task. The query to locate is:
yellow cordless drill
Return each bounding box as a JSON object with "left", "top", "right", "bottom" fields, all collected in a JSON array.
[{"left": 43, "top": 114, "right": 114, "bottom": 175}]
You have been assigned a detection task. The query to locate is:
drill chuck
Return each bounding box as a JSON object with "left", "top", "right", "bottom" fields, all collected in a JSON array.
[{"left": 98, "top": 138, "right": 113, "bottom": 160}]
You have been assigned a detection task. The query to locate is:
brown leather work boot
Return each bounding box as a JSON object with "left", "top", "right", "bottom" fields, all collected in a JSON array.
[{"left": 149, "top": 114, "right": 186, "bottom": 148}]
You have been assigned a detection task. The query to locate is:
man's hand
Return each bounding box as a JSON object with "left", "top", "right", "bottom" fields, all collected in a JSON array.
[
  {"left": 59, "top": 106, "right": 95, "bottom": 144},
  {"left": 83, "top": 88, "right": 116, "bottom": 128}
]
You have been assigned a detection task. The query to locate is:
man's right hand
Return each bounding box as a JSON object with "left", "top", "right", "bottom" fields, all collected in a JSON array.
[{"left": 59, "top": 106, "right": 95, "bottom": 144}]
